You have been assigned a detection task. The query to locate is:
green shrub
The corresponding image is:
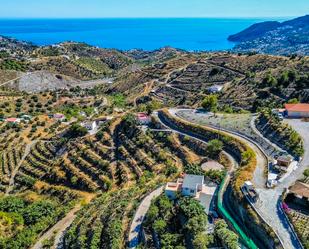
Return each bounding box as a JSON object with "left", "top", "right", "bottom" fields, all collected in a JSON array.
[
  {"left": 201, "top": 95, "right": 218, "bottom": 112},
  {"left": 215, "top": 219, "right": 239, "bottom": 249}
]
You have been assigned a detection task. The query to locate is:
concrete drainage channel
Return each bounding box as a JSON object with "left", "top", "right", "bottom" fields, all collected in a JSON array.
[{"left": 218, "top": 176, "right": 258, "bottom": 249}]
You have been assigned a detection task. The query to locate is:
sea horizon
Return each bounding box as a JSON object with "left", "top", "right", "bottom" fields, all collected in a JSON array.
[{"left": 0, "top": 17, "right": 288, "bottom": 51}]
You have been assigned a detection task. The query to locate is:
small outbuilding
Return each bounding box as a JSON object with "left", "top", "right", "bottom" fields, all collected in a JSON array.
[
  {"left": 82, "top": 121, "right": 97, "bottom": 131},
  {"left": 285, "top": 103, "right": 309, "bottom": 118},
  {"left": 136, "top": 113, "right": 151, "bottom": 125},
  {"left": 276, "top": 156, "right": 293, "bottom": 171},
  {"left": 207, "top": 85, "right": 224, "bottom": 93},
  {"left": 242, "top": 181, "right": 259, "bottom": 202}
]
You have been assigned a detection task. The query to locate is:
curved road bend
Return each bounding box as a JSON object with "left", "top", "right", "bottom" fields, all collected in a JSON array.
[
  {"left": 172, "top": 109, "right": 305, "bottom": 249},
  {"left": 169, "top": 108, "right": 267, "bottom": 188},
  {"left": 153, "top": 112, "right": 261, "bottom": 249},
  {"left": 128, "top": 114, "right": 239, "bottom": 249}
]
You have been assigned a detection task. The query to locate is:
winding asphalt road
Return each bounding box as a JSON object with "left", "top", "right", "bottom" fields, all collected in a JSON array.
[
  {"left": 252, "top": 118, "right": 309, "bottom": 249},
  {"left": 173, "top": 108, "right": 307, "bottom": 249},
  {"left": 128, "top": 110, "right": 239, "bottom": 248}
]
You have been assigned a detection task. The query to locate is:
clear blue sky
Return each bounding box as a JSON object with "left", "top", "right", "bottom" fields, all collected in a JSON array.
[{"left": 0, "top": 0, "right": 308, "bottom": 18}]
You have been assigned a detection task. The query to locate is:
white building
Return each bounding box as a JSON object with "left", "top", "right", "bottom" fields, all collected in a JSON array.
[
  {"left": 82, "top": 121, "right": 97, "bottom": 131},
  {"left": 207, "top": 85, "right": 224, "bottom": 93},
  {"left": 181, "top": 174, "right": 204, "bottom": 197},
  {"left": 165, "top": 174, "right": 217, "bottom": 215}
]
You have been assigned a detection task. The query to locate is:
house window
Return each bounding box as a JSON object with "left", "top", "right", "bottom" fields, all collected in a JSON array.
[{"left": 190, "top": 190, "right": 195, "bottom": 194}]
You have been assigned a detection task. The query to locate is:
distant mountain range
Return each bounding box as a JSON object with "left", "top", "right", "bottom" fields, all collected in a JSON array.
[{"left": 229, "top": 15, "right": 309, "bottom": 55}]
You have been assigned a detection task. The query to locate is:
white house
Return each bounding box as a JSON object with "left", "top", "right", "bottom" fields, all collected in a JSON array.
[
  {"left": 165, "top": 174, "right": 217, "bottom": 215},
  {"left": 207, "top": 85, "right": 224, "bottom": 93},
  {"left": 82, "top": 121, "right": 97, "bottom": 131},
  {"left": 181, "top": 174, "right": 204, "bottom": 197}
]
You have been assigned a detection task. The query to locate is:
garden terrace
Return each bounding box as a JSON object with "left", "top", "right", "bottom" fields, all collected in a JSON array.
[
  {"left": 152, "top": 85, "right": 197, "bottom": 106},
  {"left": 114, "top": 115, "right": 208, "bottom": 176},
  {"left": 168, "top": 62, "right": 241, "bottom": 90},
  {"left": 287, "top": 210, "right": 309, "bottom": 249},
  {"left": 64, "top": 186, "right": 152, "bottom": 249},
  {"left": 67, "top": 150, "right": 112, "bottom": 191},
  {"left": 15, "top": 142, "right": 60, "bottom": 189},
  {"left": 148, "top": 131, "right": 203, "bottom": 165},
  {"left": 256, "top": 111, "right": 304, "bottom": 157},
  {"left": 0, "top": 145, "right": 25, "bottom": 191},
  {"left": 14, "top": 141, "right": 99, "bottom": 192}
]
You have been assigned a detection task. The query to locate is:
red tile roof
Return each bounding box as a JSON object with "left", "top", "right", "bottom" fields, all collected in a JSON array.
[
  {"left": 6, "top": 118, "right": 18, "bottom": 122},
  {"left": 285, "top": 103, "right": 309, "bottom": 112},
  {"left": 137, "top": 113, "right": 148, "bottom": 118}
]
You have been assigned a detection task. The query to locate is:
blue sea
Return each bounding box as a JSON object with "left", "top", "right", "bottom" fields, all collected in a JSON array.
[{"left": 0, "top": 18, "right": 284, "bottom": 51}]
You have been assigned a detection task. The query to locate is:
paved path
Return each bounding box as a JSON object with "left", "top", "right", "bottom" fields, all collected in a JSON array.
[
  {"left": 172, "top": 108, "right": 267, "bottom": 189},
  {"left": 284, "top": 119, "right": 309, "bottom": 184},
  {"left": 5, "top": 140, "right": 37, "bottom": 195},
  {"left": 74, "top": 78, "right": 114, "bottom": 89},
  {"left": 128, "top": 186, "right": 164, "bottom": 248},
  {"left": 31, "top": 205, "right": 81, "bottom": 249}
]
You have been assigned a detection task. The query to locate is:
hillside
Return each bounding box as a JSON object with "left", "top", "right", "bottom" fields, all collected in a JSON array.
[
  {"left": 1, "top": 33, "right": 309, "bottom": 249},
  {"left": 108, "top": 52, "right": 309, "bottom": 111},
  {"left": 0, "top": 39, "right": 135, "bottom": 92},
  {"left": 1, "top": 36, "right": 308, "bottom": 110},
  {"left": 229, "top": 15, "right": 309, "bottom": 55}
]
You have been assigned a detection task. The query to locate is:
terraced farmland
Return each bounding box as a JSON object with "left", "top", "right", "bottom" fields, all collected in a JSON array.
[
  {"left": 0, "top": 145, "right": 25, "bottom": 191},
  {"left": 59, "top": 114, "right": 208, "bottom": 248}
]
